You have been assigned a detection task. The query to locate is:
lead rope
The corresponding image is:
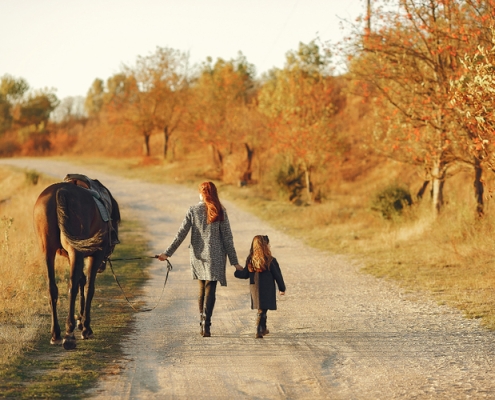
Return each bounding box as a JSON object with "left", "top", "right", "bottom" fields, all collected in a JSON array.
[{"left": 107, "top": 256, "right": 173, "bottom": 312}]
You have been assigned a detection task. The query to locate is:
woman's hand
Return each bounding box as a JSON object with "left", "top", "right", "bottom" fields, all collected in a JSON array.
[
  {"left": 279, "top": 291, "right": 285, "bottom": 296},
  {"left": 157, "top": 253, "right": 168, "bottom": 261},
  {"left": 234, "top": 264, "right": 243, "bottom": 271}
]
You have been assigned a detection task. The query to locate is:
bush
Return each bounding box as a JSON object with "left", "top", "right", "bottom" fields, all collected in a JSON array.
[
  {"left": 0, "top": 139, "right": 20, "bottom": 156},
  {"left": 371, "top": 185, "right": 412, "bottom": 219},
  {"left": 24, "top": 171, "right": 39, "bottom": 185},
  {"left": 276, "top": 164, "right": 304, "bottom": 202}
]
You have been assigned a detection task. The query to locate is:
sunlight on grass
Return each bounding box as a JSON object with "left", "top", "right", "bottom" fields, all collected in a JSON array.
[
  {"left": 0, "top": 164, "right": 152, "bottom": 396},
  {"left": 0, "top": 167, "right": 58, "bottom": 367}
]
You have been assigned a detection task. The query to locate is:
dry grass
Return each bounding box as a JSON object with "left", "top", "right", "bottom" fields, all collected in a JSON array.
[
  {"left": 0, "top": 164, "right": 152, "bottom": 397},
  {"left": 0, "top": 166, "right": 60, "bottom": 366}
]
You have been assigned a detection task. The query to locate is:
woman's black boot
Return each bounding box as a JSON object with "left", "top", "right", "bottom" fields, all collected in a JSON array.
[
  {"left": 203, "top": 314, "right": 211, "bottom": 337},
  {"left": 199, "top": 313, "right": 204, "bottom": 336}
]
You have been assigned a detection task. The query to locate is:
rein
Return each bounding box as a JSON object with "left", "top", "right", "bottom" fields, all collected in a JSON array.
[{"left": 106, "top": 256, "right": 173, "bottom": 313}]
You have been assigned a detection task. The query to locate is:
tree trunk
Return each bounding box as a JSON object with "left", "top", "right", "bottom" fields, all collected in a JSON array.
[
  {"left": 474, "top": 157, "right": 484, "bottom": 217},
  {"left": 143, "top": 132, "right": 151, "bottom": 157},
  {"left": 163, "top": 125, "right": 170, "bottom": 159},
  {"left": 303, "top": 164, "right": 313, "bottom": 203},
  {"left": 416, "top": 180, "right": 430, "bottom": 199},
  {"left": 241, "top": 143, "right": 254, "bottom": 184},
  {"left": 431, "top": 159, "right": 446, "bottom": 214},
  {"left": 210, "top": 144, "right": 224, "bottom": 177}
]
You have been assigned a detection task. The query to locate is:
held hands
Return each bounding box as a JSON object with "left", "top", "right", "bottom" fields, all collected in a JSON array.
[
  {"left": 157, "top": 253, "right": 168, "bottom": 261},
  {"left": 234, "top": 264, "right": 243, "bottom": 271}
]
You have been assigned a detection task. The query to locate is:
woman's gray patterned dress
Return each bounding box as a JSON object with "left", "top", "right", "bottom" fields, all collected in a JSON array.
[{"left": 164, "top": 201, "right": 239, "bottom": 286}]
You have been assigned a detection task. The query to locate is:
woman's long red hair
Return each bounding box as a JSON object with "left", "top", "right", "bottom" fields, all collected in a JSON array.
[{"left": 200, "top": 181, "right": 224, "bottom": 224}]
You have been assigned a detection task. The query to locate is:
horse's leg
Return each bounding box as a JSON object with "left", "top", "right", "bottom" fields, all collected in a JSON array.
[
  {"left": 63, "top": 253, "right": 84, "bottom": 350},
  {"left": 81, "top": 254, "right": 103, "bottom": 340},
  {"left": 45, "top": 249, "right": 62, "bottom": 345},
  {"left": 76, "top": 272, "right": 87, "bottom": 331}
]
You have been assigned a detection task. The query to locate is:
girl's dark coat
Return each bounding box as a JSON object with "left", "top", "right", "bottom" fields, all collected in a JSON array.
[{"left": 234, "top": 258, "right": 286, "bottom": 310}]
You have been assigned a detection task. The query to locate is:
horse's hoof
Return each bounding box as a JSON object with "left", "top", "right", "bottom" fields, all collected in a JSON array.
[
  {"left": 62, "top": 334, "right": 76, "bottom": 350},
  {"left": 81, "top": 329, "right": 94, "bottom": 340},
  {"left": 50, "top": 338, "right": 63, "bottom": 345}
]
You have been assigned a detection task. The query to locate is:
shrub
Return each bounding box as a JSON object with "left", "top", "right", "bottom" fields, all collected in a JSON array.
[
  {"left": 371, "top": 185, "right": 412, "bottom": 219},
  {"left": 25, "top": 171, "right": 39, "bottom": 185},
  {"left": 276, "top": 163, "right": 304, "bottom": 202}
]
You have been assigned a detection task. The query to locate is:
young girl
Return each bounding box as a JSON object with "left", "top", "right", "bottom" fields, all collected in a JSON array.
[{"left": 235, "top": 235, "right": 286, "bottom": 338}]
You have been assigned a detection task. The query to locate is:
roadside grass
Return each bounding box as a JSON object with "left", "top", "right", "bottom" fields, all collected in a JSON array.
[
  {"left": 0, "top": 165, "right": 152, "bottom": 398},
  {"left": 60, "top": 155, "right": 495, "bottom": 331},
  {"left": 0, "top": 166, "right": 57, "bottom": 367}
]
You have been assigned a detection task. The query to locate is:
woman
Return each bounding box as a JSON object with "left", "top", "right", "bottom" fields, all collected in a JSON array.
[{"left": 158, "top": 181, "right": 243, "bottom": 337}]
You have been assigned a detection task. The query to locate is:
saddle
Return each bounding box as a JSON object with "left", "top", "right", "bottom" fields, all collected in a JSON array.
[{"left": 63, "top": 173, "right": 119, "bottom": 245}]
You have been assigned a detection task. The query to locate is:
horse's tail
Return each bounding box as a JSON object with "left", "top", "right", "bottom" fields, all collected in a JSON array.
[{"left": 56, "top": 188, "right": 104, "bottom": 255}]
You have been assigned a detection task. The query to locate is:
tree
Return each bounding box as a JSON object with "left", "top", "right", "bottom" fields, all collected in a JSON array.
[
  {"left": 118, "top": 47, "right": 189, "bottom": 157},
  {"left": 345, "top": 0, "right": 494, "bottom": 214},
  {"left": 258, "top": 41, "right": 346, "bottom": 202},
  {"left": 51, "top": 96, "right": 86, "bottom": 123},
  {"left": 12, "top": 90, "right": 58, "bottom": 131},
  {"left": 0, "top": 74, "right": 29, "bottom": 133},
  {"left": 138, "top": 47, "right": 189, "bottom": 160},
  {"left": 84, "top": 79, "right": 105, "bottom": 118},
  {"left": 450, "top": 40, "right": 495, "bottom": 214},
  {"left": 188, "top": 53, "right": 256, "bottom": 175}
]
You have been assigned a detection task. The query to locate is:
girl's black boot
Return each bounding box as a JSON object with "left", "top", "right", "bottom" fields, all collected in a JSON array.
[{"left": 255, "top": 313, "right": 264, "bottom": 338}]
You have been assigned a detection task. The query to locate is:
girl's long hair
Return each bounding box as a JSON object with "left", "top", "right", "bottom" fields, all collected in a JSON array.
[
  {"left": 247, "top": 235, "right": 272, "bottom": 272},
  {"left": 199, "top": 181, "right": 224, "bottom": 224}
]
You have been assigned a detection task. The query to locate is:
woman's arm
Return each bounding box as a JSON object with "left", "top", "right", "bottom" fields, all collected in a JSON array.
[
  {"left": 160, "top": 208, "right": 193, "bottom": 258},
  {"left": 219, "top": 210, "right": 240, "bottom": 266}
]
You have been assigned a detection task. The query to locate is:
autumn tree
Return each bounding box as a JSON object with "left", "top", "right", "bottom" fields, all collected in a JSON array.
[
  {"left": 84, "top": 78, "right": 105, "bottom": 118},
  {"left": 51, "top": 96, "right": 86, "bottom": 123},
  {"left": 0, "top": 74, "right": 29, "bottom": 133},
  {"left": 12, "top": 89, "right": 59, "bottom": 131},
  {"left": 346, "top": 0, "right": 494, "bottom": 214},
  {"left": 118, "top": 47, "right": 190, "bottom": 158},
  {"left": 450, "top": 37, "right": 495, "bottom": 213},
  {"left": 258, "top": 41, "right": 346, "bottom": 202},
  {"left": 188, "top": 53, "right": 256, "bottom": 176}
]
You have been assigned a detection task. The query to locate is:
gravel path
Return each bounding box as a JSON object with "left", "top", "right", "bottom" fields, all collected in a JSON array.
[{"left": 3, "top": 158, "right": 495, "bottom": 399}]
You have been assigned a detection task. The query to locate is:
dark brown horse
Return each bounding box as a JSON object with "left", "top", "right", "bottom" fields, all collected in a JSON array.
[{"left": 33, "top": 179, "right": 120, "bottom": 350}]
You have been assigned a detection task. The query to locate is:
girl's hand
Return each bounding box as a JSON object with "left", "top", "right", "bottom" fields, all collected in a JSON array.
[
  {"left": 157, "top": 253, "right": 168, "bottom": 261},
  {"left": 279, "top": 291, "right": 285, "bottom": 295}
]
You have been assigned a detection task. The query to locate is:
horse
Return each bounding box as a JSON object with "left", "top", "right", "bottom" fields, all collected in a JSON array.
[{"left": 33, "top": 178, "right": 120, "bottom": 350}]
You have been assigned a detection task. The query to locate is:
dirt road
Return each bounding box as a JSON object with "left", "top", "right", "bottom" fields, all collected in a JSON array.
[{"left": 3, "top": 158, "right": 495, "bottom": 399}]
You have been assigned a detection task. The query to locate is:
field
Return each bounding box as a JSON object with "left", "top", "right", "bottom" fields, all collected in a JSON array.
[{"left": 0, "top": 165, "right": 151, "bottom": 398}]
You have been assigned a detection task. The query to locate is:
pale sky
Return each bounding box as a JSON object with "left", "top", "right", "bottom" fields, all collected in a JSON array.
[{"left": 0, "top": 0, "right": 366, "bottom": 100}]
